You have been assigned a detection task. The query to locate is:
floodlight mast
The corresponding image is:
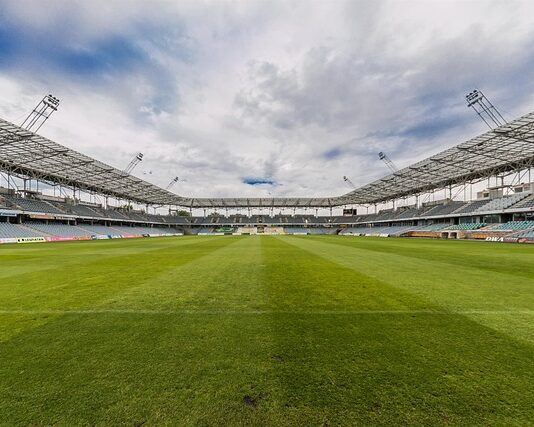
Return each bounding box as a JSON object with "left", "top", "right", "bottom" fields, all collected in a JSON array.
[
  {"left": 123, "top": 153, "right": 143, "bottom": 174},
  {"left": 166, "top": 176, "right": 180, "bottom": 190},
  {"left": 378, "top": 151, "right": 398, "bottom": 172},
  {"left": 21, "top": 94, "right": 60, "bottom": 132},
  {"left": 465, "top": 89, "right": 507, "bottom": 129},
  {"left": 343, "top": 175, "right": 356, "bottom": 189}
]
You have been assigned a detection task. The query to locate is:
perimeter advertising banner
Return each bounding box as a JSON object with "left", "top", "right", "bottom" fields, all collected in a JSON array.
[
  {"left": 0, "top": 210, "right": 19, "bottom": 217},
  {"left": 0, "top": 238, "right": 17, "bottom": 244},
  {"left": 44, "top": 236, "right": 92, "bottom": 243},
  {"left": 28, "top": 214, "right": 55, "bottom": 220},
  {"left": 16, "top": 237, "right": 46, "bottom": 244},
  {"left": 0, "top": 233, "right": 180, "bottom": 245}
]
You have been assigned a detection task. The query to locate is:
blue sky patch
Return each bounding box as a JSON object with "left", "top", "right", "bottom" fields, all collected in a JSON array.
[{"left": 242, "top": 178, "right": 276, "bottom": 186}]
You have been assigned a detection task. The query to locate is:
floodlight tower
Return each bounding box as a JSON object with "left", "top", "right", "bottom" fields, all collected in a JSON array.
[
  {"left": 21, "top": 94, "right": 60, "bottom": 132},
  {"left": 123, "top": 153, "right": 143, "bottom": 174},
  {"left": 465, "top": 89, "right": 507, "bottom": 129},
  {"left": 343, "top": 175, "right": 356, "bottom": 189},
  {"left": 166, "top": 176, "right": 186, "bottom": 190},
  {"left": 378, "top": 151, "right": 398, "bottom": 172}
]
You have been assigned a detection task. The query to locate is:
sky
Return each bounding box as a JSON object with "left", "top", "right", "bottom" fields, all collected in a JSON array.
[{"left": 0, "top": 0, "right": 534, "bottom": 206}]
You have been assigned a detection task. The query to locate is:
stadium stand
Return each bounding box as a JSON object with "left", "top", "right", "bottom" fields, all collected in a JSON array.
[
  {"left": 446, "top": 223, "right": 487, "bottom": 231},
  {"left": 417, "top": 224, "right": 449, "bottom": 231},
  {"left": 424, "top": 201, "right": 466, "bottom": 217},
  {"left": 76, "top": 224, "right": 120, "bottom": 236},
  {"left": 126, "top": 212, "right": 148, "bottom": 221},
  {"left": 5, "top": 196, "right": 65, "bottom": 214},
  {"left": 510, "top": 228, "right": 534, "bottom": 241},
  {"left": 284, "top": 227, "right": 336, "bottom": 234},
  {"left": 197, "top": 227, "right": 216, "bottom": 234},
  {"left": 510, "top": 193, "right": 534, "bottom": 209},
  {"left": 164, "top": 216, "right": 189, "bottom": 225},
  {"left": 103, "top": 209, "right": 130, "bottom": 220},
  {"left": 340, "top": 225, "right": 415, "bottom": 236},
  {"left": 112, "top": 225, "right": 169, "bottom": 235},
  {"left": 272, "top": 215, "right": 288, "bottom": 224},
  {"left": 1, "top": 189, "right": 534, "bottom": 243},
  {"left": 374, "top": 209, "right": 396, "bottom": 220},
  {"left": 395, "top": 207, "right": 421, "bottom": 219},
  {"left": 0, "top": 196, "right": 9, "bottom": 208},
  {"left": 304, "top": 227, "right": 338, "bottom": 234},
  {"left": 453, "top": 199, "right": 491, "bottom": 214},
  {"left": 474, "top": 193, "right": 529, "bottom": 212},
  {"left": 46, "top": 201, "right": 100, "bottom": 217},
  {"left": 0, "top": 222, "right": 44, "bottom": 238},
  {"left": 283, "top": 227, "right": 307, "bottom": 234},
  {"left": 491, "top": 221, "right": 534, "bottom": 231},
  {"left": 24, "top": 222, "right": 90, "bottom": 237}
]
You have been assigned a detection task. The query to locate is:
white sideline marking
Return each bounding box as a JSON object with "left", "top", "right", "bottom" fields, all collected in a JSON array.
[{"left": 0, "top": 309, "right": 532, "bottom": 315}]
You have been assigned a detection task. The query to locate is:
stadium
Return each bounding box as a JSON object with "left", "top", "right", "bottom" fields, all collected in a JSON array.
[
  {"left": 1, "top": 96, "right": 534, "bottom": 242},
  {"left": 1, "top": 1, "right": 533, "bottom": 426}
]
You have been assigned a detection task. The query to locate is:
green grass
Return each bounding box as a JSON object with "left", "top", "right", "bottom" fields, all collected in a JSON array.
[{"left": 0, "top": 235, "right": 533, "bottom": 425}]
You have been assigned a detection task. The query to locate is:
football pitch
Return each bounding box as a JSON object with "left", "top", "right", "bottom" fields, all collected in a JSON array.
[{"left": 0, "top": 235, "right": 533, "bottom": 425}]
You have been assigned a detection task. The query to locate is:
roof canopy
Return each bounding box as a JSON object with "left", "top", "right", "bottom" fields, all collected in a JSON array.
[
  {"left": 0, "top": 118, "right": 190, "bottom": 205},
  {"left": 340, "top": 111, "right": 534, "bottom": 205},
  {"left": 1, "top": 111, "right": 533, "bottom": 208}
]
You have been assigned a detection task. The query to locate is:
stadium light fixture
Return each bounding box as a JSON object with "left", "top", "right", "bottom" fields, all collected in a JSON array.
[
  {"left": 378, "top": 152, "right": 398, "bottom": 172},
  {"left": 343, "top": 176, "right": 356, "bottom": 189},
  {"left": 166, "top": 176, "right": 181, "bottom": 190},
  {"left": 123, "top": 153, "right": 144, "bottom": 174},
  {"left": 465, "top": 89, "right": 507, "bottom": 129},
  {"left": 21, "top": 94, "right": 60, "bottom": 132}
]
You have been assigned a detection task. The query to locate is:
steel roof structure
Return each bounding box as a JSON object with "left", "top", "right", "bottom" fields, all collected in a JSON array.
[
  {"left": 340, "top": 111, "right": 534, "bottom": 205},
  {"left": 1, "top": 110, "right": 534, "bottom": 208},
  {"left": 0, "top": 118, "right": 190, "bottom": 206},
  {"left": 185, "top": 197, "right": 336, "bottom": 208}
]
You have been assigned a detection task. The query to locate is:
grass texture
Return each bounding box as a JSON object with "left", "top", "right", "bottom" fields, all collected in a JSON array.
[{"left": 0, "top": 235, "right": 533, "bottom": 425}]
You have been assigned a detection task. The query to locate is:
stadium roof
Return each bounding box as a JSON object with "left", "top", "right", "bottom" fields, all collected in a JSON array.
[
  {"left": 1, "top": 110, "right": 534, "bottom": 208},
  {"left": 0, "top": 118, "right": 190, "bottom": 206},
  {"left": 341, "top": 111, "right": 534, "bottom": 205}
]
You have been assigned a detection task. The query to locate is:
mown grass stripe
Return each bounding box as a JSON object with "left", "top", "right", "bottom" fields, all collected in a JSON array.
[{"left": 280, "top": 235, "right": 534, "bottom": 343}]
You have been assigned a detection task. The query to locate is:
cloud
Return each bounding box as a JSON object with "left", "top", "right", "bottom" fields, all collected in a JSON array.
[{"left": 0, "top": 0, "right": 533, "bottom": 214}]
